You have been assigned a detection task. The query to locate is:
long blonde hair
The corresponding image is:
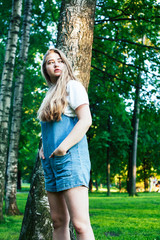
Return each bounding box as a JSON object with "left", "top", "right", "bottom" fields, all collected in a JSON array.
[{"left": 37, "top": 48, "right": 76, "bottom": 122}]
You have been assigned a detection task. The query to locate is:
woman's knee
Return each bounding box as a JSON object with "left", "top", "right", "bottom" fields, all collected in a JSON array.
[
  {"left": 72, "top": 220, "right": 90, "bottom": 235},
  {"left": 50, "top": 211, "right": 70, "bottom": 229}
]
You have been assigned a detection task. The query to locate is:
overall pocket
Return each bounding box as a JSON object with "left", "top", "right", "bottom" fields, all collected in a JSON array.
[
  {"left": 41, "top": 158, "right": 54, "bottom": 178},
  {"left": 51, "top": 151, "right": 72, "bottom": 179}
]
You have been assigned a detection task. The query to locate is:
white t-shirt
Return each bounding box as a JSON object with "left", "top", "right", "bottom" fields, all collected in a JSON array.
[{"left": 65, "top": 80, "right": 89, "bottom": 117}]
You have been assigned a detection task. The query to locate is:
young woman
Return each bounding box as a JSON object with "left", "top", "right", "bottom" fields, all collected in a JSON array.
[{"left": 38, "top": 48, "right": 95, "bottom": 240}]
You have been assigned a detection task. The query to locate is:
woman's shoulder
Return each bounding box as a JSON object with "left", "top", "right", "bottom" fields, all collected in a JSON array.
[
  {"left": 67, "top": 79, "right": 83, "bottom": 88},
  {"left": 67, "top": 80, "right": 86, "bottom": 93}
]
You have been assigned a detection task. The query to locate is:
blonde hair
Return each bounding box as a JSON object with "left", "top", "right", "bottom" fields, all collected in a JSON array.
[{"left": 37, "top": 48, "right": 76, "bottom": 122}]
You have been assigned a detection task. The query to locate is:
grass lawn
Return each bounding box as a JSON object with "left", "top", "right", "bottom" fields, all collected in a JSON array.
[
  {"left": 0, "top": 191, "right": 160, "bottom": 240},
  {"left": 89, "top": 192, "right": 160, "bottom": 240},
  {"left": 0, "top": 193, "right": 28, "bottom": 240}
]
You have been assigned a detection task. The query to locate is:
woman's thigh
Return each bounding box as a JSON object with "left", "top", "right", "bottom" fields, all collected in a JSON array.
[
  {"left": 63, "top": 186, "right": 90, "bottom": 225},
  {"left": 47, "top": 191, "right": 70, "bottom": 226}
]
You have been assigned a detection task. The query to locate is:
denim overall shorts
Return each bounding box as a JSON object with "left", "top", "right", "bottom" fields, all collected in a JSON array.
[{"left": 41, "top": 114, "right": 91, "bottom": 192}]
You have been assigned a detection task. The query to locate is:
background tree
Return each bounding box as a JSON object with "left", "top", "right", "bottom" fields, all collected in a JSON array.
[
  {"left": 88, "top": 0, "right": 160, "bottom": 193},
  {"left": 0, "top": 0, "right": 23, "bottom": 221},
  {"left": 5, "top": 0, "right": 33, "bottom": 215},
  {"left": 137, "top": 103, "right": 160, "bottom": 189}
]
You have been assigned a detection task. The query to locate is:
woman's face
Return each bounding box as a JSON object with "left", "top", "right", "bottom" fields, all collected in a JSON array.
[{"left": 45, "top": 52, "right": 65, "bottom": 81}]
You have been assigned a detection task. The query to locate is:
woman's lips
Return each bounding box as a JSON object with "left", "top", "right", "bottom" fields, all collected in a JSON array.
[{"left": 54, "top": 69, "right": 60, "bottom": 73}]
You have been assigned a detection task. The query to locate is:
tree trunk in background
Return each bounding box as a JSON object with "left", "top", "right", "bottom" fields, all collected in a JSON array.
[
  {"left": 19, "top": 0, "right": 96, "bottom": 238},
  {"left": 0, "top": 0, "right": 22, "bottom": 221},
  {"left": 127, "top": 34, "right": 144, "bottom": 196},
  {"left": 56, "top": 0, "right": 96, "bottom": 89},
  {"left": 17, "top": 170, "right": 22, "bottom": 190},
  {"left": 5, "top": 0, "right": 32, "bottom": 215},
  {"left": 89, "top": 170, "right": 93, "bottom": 192},
  {"left": 142, "top": 158, "right": 148, "bottom": 191},
  {"left": 129, "top": 84, "right": 140, "bottom": 196},
  {"left": 106, "top": 116, "right": 111, "bottom": 196},
  {"left": 106, "top": 148, "right": 110, "bottom": 196}
]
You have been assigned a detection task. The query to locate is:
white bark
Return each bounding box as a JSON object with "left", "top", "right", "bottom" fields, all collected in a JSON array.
[
  {"left": 0, "top": 0, "right": 22, "bottom": 221},
  {"left": 19, "top": 148, "right": 53, "bottom": 240},
  {"left": 5, "top": 0, "right": 32, "bottom": 215}
]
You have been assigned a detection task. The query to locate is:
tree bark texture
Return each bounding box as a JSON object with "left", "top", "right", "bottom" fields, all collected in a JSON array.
[
  {"left": 19, "top": 143, "right": 53, "bottom": 240},
  {"left": 0, "top": 0, "right": 22, "bottom": 221},
  {"left": 5, "top": 0, "right": 32, "bottom": 216},
  {"left": 56, "top": 0, "right": 96, "bottom": 89}
]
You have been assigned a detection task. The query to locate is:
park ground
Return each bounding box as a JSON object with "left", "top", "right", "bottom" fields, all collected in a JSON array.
[{"left": 0, "top": 185, "right": 160, "bottom": 240}]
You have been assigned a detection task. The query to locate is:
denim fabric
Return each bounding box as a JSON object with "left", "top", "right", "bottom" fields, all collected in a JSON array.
[{"left": 41, "top": 114, "right": 91, "bottom": 192}]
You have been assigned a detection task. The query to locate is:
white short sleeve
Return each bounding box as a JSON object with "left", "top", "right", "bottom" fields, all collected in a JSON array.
[{"left": 66, "top": 80, "right": 89, "bottom": 110}]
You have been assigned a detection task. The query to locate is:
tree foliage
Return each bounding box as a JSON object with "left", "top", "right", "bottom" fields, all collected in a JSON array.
[{"left": 88, "top": 0, "right": 160, "bottom": 189}]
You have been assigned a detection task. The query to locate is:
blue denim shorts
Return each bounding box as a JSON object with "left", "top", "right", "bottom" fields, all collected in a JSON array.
[{"left": 41, "top": 114, "right": 91, "bottom": 192}]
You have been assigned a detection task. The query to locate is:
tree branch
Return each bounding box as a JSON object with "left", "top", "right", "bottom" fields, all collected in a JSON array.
[
  {"left": 91, "top": 64, "right": 136, "bottom": 87},
  {"left": 93, "top": 48, "right": 142, "bottom": 69},
  {"left": 95, "top": 16, "right": 160, "bottom": 24},
  {"left": 94, "top": 37, "right": 160, "bottom": 51},
  {"left": 92, "top": 48, "right": 160, "bottom": 78}
]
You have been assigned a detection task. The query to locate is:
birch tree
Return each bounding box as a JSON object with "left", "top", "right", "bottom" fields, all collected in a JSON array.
[
  {"left": 5, "top": 0, "right": 33, "bottom": 215},
  {"left": 56, "top": 0, "right": 96, "bottom": 89},
  {"left": 0, "top": 0, "right": 22, "bottom": 221},
  {"left": 19, "top": 0, "right": 96, "bottom": 238}
]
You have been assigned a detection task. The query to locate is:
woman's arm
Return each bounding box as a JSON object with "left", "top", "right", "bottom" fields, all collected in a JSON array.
[{"left": 49, "top": 104, "right": 92, "bottom": 157}]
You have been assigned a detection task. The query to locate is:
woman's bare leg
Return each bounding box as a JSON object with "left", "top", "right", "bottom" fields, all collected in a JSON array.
[
  {"left": 64, "top": 186, "right": 95, "bottom": 240},
  {"left": 47, "top": 191, "right": 70, "bottom": 240}
]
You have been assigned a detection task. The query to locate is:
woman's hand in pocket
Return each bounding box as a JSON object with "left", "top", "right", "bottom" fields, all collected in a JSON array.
[
  {"left": 49, "top": 146, "right": 67, "bottom": 158},
  {"left": 39, "top": 146, "right": 45, "bottom": 159}
]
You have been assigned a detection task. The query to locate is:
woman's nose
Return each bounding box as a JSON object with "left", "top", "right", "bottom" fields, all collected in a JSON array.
[{"left": 54, "top": 60, "right": 59, "bottom": 67}]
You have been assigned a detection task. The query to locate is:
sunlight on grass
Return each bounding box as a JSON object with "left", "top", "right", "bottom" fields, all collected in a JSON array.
[{"left": 92, "top": 186, "right": 119, "bottom": 192}]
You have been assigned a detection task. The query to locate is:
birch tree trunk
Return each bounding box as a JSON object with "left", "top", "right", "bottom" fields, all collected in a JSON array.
[
  {"left": 19, "top": 0, "right": 96, "bottom": 238},
  {"left": 56, "top": 0, "right": 96, "bottom": 88},
  {"left": 5, "top": 0, "right": 32, "bottom": 215},
  {"left": 0, "top": 0, "right": 22, "bottom": 221},
  {"left": 19, "top": 142, "right": 53, "bottom": 240}
]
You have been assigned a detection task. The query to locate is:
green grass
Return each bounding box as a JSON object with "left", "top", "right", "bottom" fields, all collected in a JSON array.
[
  {"left": 0, "top": 193, "right": 28, "bottom": 240},
  {"left": 89, "top": 192, "right": 160, "bottom": 240},
  {"left": 0, "top": 191, "right": 160, "bottom": 240},
  {"left": 17, "top": 183, "right": 30, "bottom": 192}
]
